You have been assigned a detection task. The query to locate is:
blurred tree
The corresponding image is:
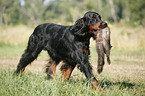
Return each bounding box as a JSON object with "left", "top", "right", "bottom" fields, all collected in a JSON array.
[
  {"left": 108, "top": 0, "right": 117, "bottom": 23},
  {"left": 0, "top": 0, "right": 144, "bottom": 26},
  {"left": 0, "top": 0, "right": 14, "bottom": 25},
  {"left": 98, "top": 0, "right": 102, "bottom": 11},
  {"left": 126, "top": 0, "right": 145, "bottom": 26},
  {"left": 18, "top": 0, "right": 49, "bottom": 25}
]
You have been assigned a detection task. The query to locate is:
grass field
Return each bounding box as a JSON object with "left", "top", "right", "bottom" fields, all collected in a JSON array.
[{"left": 0, "top": 25, "right": 145, "bottom": 95}]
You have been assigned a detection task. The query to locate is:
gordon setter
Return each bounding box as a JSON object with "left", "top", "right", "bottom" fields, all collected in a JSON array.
[{"left": 14, "top": 11, "right": 107, "bottom": 89}]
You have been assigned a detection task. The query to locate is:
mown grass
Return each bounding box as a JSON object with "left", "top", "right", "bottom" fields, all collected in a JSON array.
[
  {"left": 0, "top": 70, "right": 100, "bottom": 96},
  {"left": 0, "top": 45, "right": 145, "bottom": 96},
  {"left": 0, "top": 68, "right": 144, "bottom": 96},
  {"left": 0, "top": 24, "right": 145, "bottom": 95}
]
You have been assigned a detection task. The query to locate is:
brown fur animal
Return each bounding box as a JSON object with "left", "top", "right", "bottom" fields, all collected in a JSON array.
[{"left": 95, "top": 27, "right": 112, "bottom": 73}]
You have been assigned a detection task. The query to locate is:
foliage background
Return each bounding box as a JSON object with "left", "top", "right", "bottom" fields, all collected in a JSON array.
[{"left": 0, "top": 0, "right": 145, "bottom": 26}]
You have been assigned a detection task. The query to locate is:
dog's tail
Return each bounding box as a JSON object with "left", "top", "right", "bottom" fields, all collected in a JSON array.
[{"left": 14, "top": 26, "right": 43, "bottom": 74}]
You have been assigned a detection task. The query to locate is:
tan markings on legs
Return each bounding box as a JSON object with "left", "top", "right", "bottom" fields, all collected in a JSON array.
[
  {"left": 62, "top": 68, "right": 72, "bottom": 80},
  {"left": 51, "top": 64, "right": 57, "bottom": 80},
  {"left": 92, "top": 80, "right": 103, "bottom": 90},
  {"left": 46, "top": 58, "right": 58, "bottom": 80},
  {"left": 20, "top": 67, "right": 25, "bottom": 74},
  {"left": 92, "top": 80, "right": 99, "bottom": 90}
]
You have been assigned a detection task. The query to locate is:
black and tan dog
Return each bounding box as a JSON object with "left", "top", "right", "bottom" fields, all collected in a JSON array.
[{"left": 14, "top": 11, "right": 107, "bottom": 89}]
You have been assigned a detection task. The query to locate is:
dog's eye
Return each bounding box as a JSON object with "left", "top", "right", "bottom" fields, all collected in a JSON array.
[{"left": 93, "top": 14, "right": 96, "bottom": 18}]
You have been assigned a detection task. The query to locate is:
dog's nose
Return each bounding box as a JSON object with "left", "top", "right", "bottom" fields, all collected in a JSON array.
[{"left": 102, "top": 22, "right": 107, "bottom": 27}]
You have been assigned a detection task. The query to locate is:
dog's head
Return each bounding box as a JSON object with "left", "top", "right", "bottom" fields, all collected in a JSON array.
[
  {"left": 84, "top": 11, "right": 107, "bottom": 32},
  {"left": 71, "top": 11, "right": 107, "bottom": 37}
]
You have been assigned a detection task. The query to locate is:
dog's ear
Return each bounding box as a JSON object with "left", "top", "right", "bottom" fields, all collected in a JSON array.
[
  {"left": 83, "top": 13, "right": 91, "bottom": 24},
  {"left": 70, "top": 17, "right": 87, "bottom": 36},
  {"left": 83, "top": 17, "right": 87, "bottom": 22}
]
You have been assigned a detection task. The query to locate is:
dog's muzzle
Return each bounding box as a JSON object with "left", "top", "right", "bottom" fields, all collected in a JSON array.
[{"left": 101, "top": 22, "right": 108, "bottom": 29}]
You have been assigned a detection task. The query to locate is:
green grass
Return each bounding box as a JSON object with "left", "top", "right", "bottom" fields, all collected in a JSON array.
[
  {"left": 0, "top": 69, "right": 144, "bottom": 96},
  {"left": 0, "top": 45, "right": 145, "bottom": 96},
  {"left": 0, "top": 70, "right": 99, "bottom": 96}
]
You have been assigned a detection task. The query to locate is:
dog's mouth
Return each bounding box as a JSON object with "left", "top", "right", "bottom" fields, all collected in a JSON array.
[
  {"left": 88, "top": 22, "right": 107, "bottom": 34},
  {"left": 99, "top": 22, "right": 108, "bottom": 29}
]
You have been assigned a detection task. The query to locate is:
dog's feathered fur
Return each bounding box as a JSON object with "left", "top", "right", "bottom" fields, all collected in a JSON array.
[{"left": 14, "top": 11, "right": 107, "bottom": 89}]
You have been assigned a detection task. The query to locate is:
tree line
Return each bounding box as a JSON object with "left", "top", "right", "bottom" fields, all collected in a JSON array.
[{"left": 0, "top": 0, "right": 145, "bottom": 26}]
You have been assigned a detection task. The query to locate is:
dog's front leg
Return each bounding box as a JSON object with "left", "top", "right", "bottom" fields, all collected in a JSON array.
[{"left": 77, "top": 55, "right": 100, "bottom": 90}]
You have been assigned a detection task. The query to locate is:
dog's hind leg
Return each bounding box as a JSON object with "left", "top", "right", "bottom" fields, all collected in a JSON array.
[
  {"left": 60, "top": 63, "right": 76, "bottom": 80},
  {"left": 14, "top": 35, "right": 43, "bottom": 74},
  {"left": 45, "top": 58, "right": 60, "bottom": 80}
]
